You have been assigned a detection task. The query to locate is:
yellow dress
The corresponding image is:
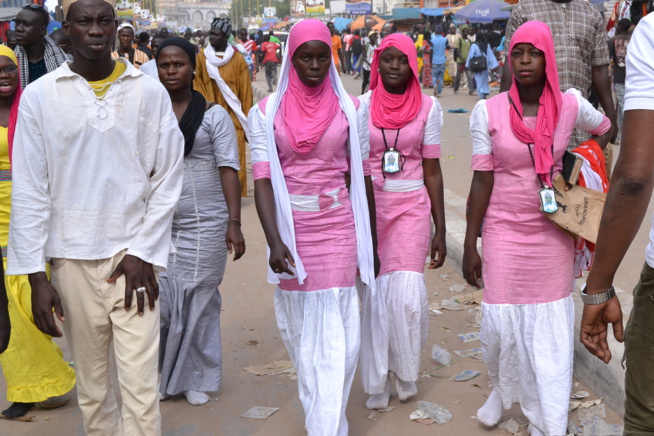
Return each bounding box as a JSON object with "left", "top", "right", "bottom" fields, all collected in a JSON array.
[
  {"left": 0, "top": 127, "right": 76, "bottom": 402},
  {"left": 195, "top": 50, "right": 253, "bottom": 197}
]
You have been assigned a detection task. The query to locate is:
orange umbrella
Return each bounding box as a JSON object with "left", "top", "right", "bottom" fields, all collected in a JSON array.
[{"left": 349, "top": 15, "right": 386, "bottom": 31}]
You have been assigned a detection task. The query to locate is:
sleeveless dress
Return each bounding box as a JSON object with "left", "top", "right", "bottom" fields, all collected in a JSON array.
[
  {"left": 357, "top": 92, "right": 443, "bottom": 394},
  {"left": 469, "top": 90, "right": 611, "bottom": 435}
]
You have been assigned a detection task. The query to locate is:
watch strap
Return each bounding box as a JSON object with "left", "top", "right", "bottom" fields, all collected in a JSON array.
[{"left": 580, "top": 284, "right": 616, "bottom": 305}]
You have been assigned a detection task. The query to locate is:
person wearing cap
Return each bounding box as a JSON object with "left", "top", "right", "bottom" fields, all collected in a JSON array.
[
  {"left": 7, "top": 0, "right": 184, "bottom": 433},
  {"left": 111, "top": 23, "right": 149, "bottom": 68},
  {"left": 13, "top": 3, "right": 68, "bottom": 87},
  {"left": 195, "top": 17, "right": 253, "bottom": 198}
]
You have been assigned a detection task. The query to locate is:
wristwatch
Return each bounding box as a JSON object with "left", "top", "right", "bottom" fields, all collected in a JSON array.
[{"left": 580, "top": 284, "right": 616, "bottom": 305}]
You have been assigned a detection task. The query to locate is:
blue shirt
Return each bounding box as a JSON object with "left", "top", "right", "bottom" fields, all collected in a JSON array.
[{"left": 430, "top": 34, "right": 447, "bottom": 65}]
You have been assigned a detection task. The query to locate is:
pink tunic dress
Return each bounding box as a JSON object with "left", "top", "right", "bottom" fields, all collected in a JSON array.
[
  {"left": 253, "top": 96, "right": 365, "bottom": 292},
  {"left": 366, "top": 93, "right": 442, "bottom": 276},
  {"left": 471, "top": 91, "right": 610, "bottom": 304}
]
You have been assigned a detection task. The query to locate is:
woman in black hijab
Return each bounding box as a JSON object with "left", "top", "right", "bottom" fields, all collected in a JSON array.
[{"left": 155, "top": 37, "right": 245, "bottom": 406}]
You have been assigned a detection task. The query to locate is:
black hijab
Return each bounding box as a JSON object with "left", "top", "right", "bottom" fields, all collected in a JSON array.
[
  {"left": 156, "top": 36, "right": 207, "bottom": 156},
  {"left": 476, "top": 32, "right": 489, "bottom": 56}
]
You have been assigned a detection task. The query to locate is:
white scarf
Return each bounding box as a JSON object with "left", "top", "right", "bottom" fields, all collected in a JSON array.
[
  {"left": 204, "top": 44, "right": 250, "bottom": 138},
  {"left": 259, "top": 21, "right": 376, "bottom": 294}
]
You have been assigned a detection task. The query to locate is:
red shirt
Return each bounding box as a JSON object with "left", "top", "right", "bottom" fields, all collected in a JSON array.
[
  {"left": 243, "top": 39, "right": 257, "bottom": 55},
  {"left": 261, "top": 42, "right": 280, "bottom": 63}
]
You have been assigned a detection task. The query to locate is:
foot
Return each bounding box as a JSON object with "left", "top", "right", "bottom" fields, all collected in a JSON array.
[
  {"left": 477, "top": 389, "right": 503, "bottom": 427},
  {"left": 267, "top": 88, "right": 273, "bottom": 93},
  {"left": 394, "top": 376, "right": 418, "bottom": 402},
  {"left": 183, "top": 390, "right": 210, "bottom": 406},
  {"left": 453, "top": 89, "right": 458, "bottom": 95},
  {"left": 35, "top": 392, "right": 72, "bottom": 409},
  {"left": 365, "top": 379, "right": 392, "bottom": 410},
  {"left": 2, "top": 402, "right": 35, "bottom": 418},
  {"left": 158, "top": 391, "right": 171, "bottom": 401}
]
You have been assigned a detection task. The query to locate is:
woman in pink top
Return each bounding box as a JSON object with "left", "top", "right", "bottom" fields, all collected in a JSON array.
[
  {"left": 358, "top": 33, "right": 446, "bottom": 410},
  {"left": 247, "top": 19, "right": 376, "bottom": 436},
  {"left": 463, "top": 22, "right": 613, "bottom": 435}
]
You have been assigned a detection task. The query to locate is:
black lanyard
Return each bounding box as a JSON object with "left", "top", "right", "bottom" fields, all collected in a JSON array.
[
  {"left": 381, "top": 128, "right": 400, "bottom": 151},
  {"left": 509, "top": 96, "right": 554, "bottom": 189}
]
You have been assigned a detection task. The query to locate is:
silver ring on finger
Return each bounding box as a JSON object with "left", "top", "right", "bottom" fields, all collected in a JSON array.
[{"left": 135, "top": 287, "right": 146, "bottom": 293}]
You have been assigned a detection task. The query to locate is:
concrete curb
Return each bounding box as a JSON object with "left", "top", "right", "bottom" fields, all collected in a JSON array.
[
  {"left": 442, "top": 188, "right": 627, "bottom": 416},
  {"left": 250, "top": 78, "right": 628, "bottom": 416}
]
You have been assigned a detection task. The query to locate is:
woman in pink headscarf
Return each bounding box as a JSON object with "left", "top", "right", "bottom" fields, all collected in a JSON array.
[
  {"left": 247, "top": 19, "right": 376, "bottom": 436},
  {"left": 462, "top": 22, "right": 612, "bottom": 435},
  {"left": 357, "top": 33, "right": 446, "bottom": 410}
]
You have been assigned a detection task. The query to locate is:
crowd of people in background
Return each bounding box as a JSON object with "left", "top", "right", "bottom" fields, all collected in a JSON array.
[{"left": 0, "top": 0, "right": 652, "bottom": 435}]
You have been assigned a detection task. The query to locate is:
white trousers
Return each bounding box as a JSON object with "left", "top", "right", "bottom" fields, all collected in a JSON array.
[
  {"left": 275, "top": 286, "right": 360, "bottom": 436},
  {"left": 51, "top": 251, "right": 161, "bottom": 436},
  {"left": 359, "top": 272, "right": 429, "bottom": 394},
  {"left": 481, "top": 296, "right": 574, "bottom": 435}
]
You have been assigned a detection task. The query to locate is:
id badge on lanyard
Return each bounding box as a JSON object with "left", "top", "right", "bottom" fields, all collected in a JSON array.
[
  {"left": 381, "top": 128, "right": 404, "bottom": 176},
  {"left": 527, "top": 144, "right": 558, "bottom": 214}
]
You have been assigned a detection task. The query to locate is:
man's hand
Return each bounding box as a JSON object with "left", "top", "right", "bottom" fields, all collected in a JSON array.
[
  {"left": 29, "top": 271, "right": 64, "bottom": 337},
  {"left": 107, "top": 254, "right": 158, "bottom": 315},
  {"left": 580, "top": 297, "right": 624, "bottom": 363}
]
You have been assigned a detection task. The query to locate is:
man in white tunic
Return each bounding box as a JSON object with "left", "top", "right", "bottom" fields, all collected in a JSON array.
[{"left": 5, "top": 0, "right": 184, "bottom": 434}]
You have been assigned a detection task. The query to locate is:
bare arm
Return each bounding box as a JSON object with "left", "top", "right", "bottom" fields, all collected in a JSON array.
[
  {"left": 462, "top": 171, "right": 494, "bottom": 287},
  {"left": 219, "top": 167, "right": 245, "bottom": 261},
  {"left": 424, "top": 158, "right": 447, "bottom": 269},
  {"left": 254, "top": 178, "right": 295, "bottom": 275},
  {"left": 580, "top": 109, "right": 654, "bottom": 362},
  {"left": 592, "top": 64, "right": 618, "bottom": 142}
]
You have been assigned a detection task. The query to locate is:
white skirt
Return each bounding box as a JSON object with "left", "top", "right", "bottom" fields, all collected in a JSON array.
[
  {"left": 481, "top": 295, "right": 574, "bottom": 435},
  {"left": 359, "top": 271, "right": 429, "bottom": 394},
  {"left": 275, "top": 286, "right": 360, "bottom": 436}
]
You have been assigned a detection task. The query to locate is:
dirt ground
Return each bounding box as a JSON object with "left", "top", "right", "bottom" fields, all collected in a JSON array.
[{"left": 0, "top": 76, "right": 626, "bottom": 435}]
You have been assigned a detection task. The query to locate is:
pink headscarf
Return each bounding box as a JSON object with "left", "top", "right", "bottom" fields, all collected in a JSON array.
[
  {"left": 278, "top": 19, "right": 340, "bottom": 155},
  {"left": 508, "top": 21, "right": 561, "bottom": 187},
  {"left": 369, "top": 33, "right": 422, "bottom": 129}
]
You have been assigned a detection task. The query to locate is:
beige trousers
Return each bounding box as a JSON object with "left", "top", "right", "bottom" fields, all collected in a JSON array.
[{"left": 51, "top": 251, "right": 161, "bottom": 436}]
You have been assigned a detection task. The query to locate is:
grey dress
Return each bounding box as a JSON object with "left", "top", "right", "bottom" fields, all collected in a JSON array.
[{"left": 159, "top": 105, "right": 240, "bottom": 396}]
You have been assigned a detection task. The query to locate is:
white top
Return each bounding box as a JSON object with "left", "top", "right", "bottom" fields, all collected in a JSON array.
[
  {"left": 358, "top": 91, "right": 443, "bottom": 148},
  {"left": 362, "top": 43, "right": 376, "bottom": 72},
  {"left": 469, "top": 88, "right": 606, "bottom": 156},
  {"left": 140, "top": 58, "right": 158, "bottom": 79},
  {"left": 7, "top": 59, "right": 185, "bottom": 275},
  {"left": 623, "top": 14, "right": 654, "bottom": 267}
]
